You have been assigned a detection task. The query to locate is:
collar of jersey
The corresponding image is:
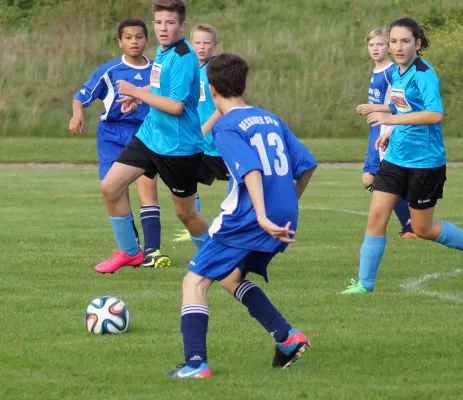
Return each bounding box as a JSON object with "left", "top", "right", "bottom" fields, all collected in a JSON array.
[
  {"left": 373, "top": 62, "right": 394, "bottom": 74},
  {"left": 398, "top": 56, "right": 419, "bottom": 77},
  {"left": 200, "top": 56, "right": 216, "bottom": 69},
  {"left": 121, "top": 55, "right": 151, "bottom": 69},
  {"left": 229, "top": 106, "right": 254, "bottom": 112},
  {"left": 160, "top": 37, "right": 185, "bottom": 53}
]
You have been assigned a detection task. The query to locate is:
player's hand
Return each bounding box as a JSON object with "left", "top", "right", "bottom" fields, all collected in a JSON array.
[
  {"left": 115, "top": 80, "right": 136, "bottom": 96},
  {"left": 375, "top": 131, "right": 391, "bottom": 151},
  {"left": 258, "top": 219, "right": 296, "bottom": 243},
  {"left": 356, "top": 104, "right": 374, "bottom": 115},
  {"left": 117, "top": 96, "right": 139, "bottom": 113},
  {"left": 69, "top": 115, "right": 84, "bottom": 135},
  {"left": 367, "top": 112, "right": 393, "bottom": 127}
]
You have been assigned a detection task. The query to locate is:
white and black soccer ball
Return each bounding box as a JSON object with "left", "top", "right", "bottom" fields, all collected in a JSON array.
[{"left": 85, "top": 296, "right": 130, "bottom": 334}]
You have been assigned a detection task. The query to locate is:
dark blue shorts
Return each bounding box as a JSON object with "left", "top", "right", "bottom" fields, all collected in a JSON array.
[
  {"left": 188, "top": 237, "right": 278, "bottom": 282},
  {"left": 97, "top": 122, "right": 140, "bottom": 180}
]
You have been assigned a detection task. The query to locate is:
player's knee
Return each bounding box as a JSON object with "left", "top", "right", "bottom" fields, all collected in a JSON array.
[
  {"left": 182, "top": 272, "right": 210, "bottom": 302},
  {"left": 366, "top": 209, "right": 388, "bottom": 234},
  {"left": 175, "top": 206, "right": 196, "bottom": 225},
  {"left": 100, "top": 180, "right": 121, "bottom": 203}
]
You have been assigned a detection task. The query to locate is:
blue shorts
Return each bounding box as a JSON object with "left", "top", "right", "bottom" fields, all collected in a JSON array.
[
  {"left": 97, "top": 121, "right": 140, "bottom": 180},
  {"left": 363, "top": 148, "right": 381, "bottom": 175},
  {"left": 189, "top": 238, "right": 278, "bottom": 282}
]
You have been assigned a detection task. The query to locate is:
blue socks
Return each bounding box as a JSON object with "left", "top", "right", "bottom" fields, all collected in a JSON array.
[
  {"left": 190, "top": 230, "right": 209, "bottom": 250},
  {"left": 393, "top": 198, "right": 412, "bottom": 231},
  {"left": 181, "top": 304, "right": 209, "bottom": 368},
  {"left": 234, "top": 280, "right": 291, "bottom": 342},
  {"left": 140, "top": 205, "right": 161, "bottom": 255},
  {"left": 195, "top": 196, "right": 201, "bottom": 212},
  {"left": 358, "top": 234, "right": 387, "bottom": 291},
  {"left": 435, "top": 220, "right": 463, "bottom": 250},
  {"left": 109, "top": 215, "right": 140, "bottom": 256}
]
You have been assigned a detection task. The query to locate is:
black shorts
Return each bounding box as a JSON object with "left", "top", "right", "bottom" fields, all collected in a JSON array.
[
  {"left": 373, "top": 160, "right": 446, "bottom": 210},
  {"left": 116, "top": 137, "right": 202, "bottom": 198},
  {"left": 197, "top": 155, "right": 230, "bottom": 186}
]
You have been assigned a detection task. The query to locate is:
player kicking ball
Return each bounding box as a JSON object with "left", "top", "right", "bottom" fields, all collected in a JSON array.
[{"left": 168, "top": 54, "right": 317, "bottom": 378}]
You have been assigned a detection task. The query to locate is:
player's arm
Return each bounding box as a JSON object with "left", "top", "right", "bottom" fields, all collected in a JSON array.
[
  {"left": 356, "top": 103, "right": 391, "bottom": 115},
  {"left": 69, "top": 99, "right": 85, "bottom": 135},
  {"left": 70, "top": 66, "right": 109, "bottom": 135},
  {"left": 367, "top": 110, "right": 443, "bottom": 127},
  {"left": 281, "top": 120, "right": 317, "bottom": 198},
  {"left": 295, "top": 168, "right": 316, "bottom": 199},
  {"left": 244, "top": 170, "right": 295, "bottom": 243},
  {"left": 115, "top": 82, "right": 184, "bottom": 115},
  {"left": 202, "top": 110, "right": 222, "bottom": 136}
]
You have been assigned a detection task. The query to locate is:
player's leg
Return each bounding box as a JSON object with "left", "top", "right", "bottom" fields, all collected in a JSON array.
[
  {"left": 408, "top": 165, "right": 463, "bottom": 250},
  {"left": 154, "top": 153, "right": 210, "bottom": 249},
  {"left": 219, "top": 252, "right": 309, "bottom": 368},
  {"left": 95, "top": 138, "right": 156, "bottom": 274},
  {"left": 342, "top": 161, "right": 404, "bottom": 293},
  {"left": 135, "top": 174, "right": 171, "bottom": 268}
]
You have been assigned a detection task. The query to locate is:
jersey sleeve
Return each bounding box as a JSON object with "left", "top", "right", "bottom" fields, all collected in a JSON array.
[
  {"left": 73, "top": 66, "right": 109, "bottom": 108},
  {"left": 281, "top": 121, "right": 318, "bottom": 179},
  {"left": 214, "top": 125, "right": 263, "bottom": 184},
  {"left": 416, "top": 70, "right": 444, "bottom": 113},
  {"left": 169, "top": 54, "right": 195, "bottom": 103}
]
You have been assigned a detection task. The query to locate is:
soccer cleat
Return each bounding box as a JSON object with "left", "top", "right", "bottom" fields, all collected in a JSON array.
[
  {"left": 142, "top": 250, "right": 171, "bottom": 268},
  {"left": 94, "top": 249, "right": 143, "bottom": 274},
  {"left": 272, "top": 328, "right": 309, "bottom": 369},
  {"left": 167, "top": 362, "right": 212, "bottom": 379},
  {"left": 171, "top": 229, "right": 191, "bottom": 243},
  {"left": 398, "top": 229, "right": 418, "bottom": 238},
  {"left": 340, "top": 279, "right": 370, "bottom": 294}
]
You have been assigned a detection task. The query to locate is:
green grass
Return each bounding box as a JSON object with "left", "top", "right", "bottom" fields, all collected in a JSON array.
[
  {"left": 1, "top": 166, "right": 463, "bottom": 399},
  {"left": 1, "top": 0, "right": 463, "bottom": 138},
  {"left": 3, "top": 137, "right": 463, "bottom": 163}
]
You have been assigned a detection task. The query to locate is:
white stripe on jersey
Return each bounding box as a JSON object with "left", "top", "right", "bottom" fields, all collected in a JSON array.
[
  {"left": 81, "top": 61, "right": 124, "bottom": 106},
  {"left": 101, "top": 72, "right": 116, "bottom": 121},
  {"left": 209, "top": 172, "right": 239, "bottom": 237}
]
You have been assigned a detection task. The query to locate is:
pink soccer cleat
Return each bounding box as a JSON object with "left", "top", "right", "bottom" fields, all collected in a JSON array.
[{"left": 94, "top": 249, "right": 143, "bottom": 274}]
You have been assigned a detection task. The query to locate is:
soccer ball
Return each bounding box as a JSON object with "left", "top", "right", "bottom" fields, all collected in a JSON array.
[{"left": 85, "top": 296, "right": 130, "bottom": 334}]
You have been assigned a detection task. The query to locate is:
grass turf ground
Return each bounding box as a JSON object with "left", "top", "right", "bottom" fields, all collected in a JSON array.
[
  {"left": 3, "top": 137, "right": 463, "bottom": 164},
  {"left": 1, "top": 166, "right": 463, "bottom": 399}
]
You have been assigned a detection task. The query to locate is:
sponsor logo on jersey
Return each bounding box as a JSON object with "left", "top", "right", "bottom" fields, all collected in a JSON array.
[
  {"left": 390, "top": 88, "right": 412, "bottom": 112},
  {"left": 134, "top": 73, "right": 143, "bottom": 80},
  {"left": 199, "top": 81, "right": 206, "bottom": 102},
  {"left": 150, "top": 63, "right": 162, "bottom": 88}
]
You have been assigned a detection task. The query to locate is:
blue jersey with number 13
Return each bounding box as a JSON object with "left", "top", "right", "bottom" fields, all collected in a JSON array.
[{"left": 209, "top": 106, "right": 317, "bottom": 253}]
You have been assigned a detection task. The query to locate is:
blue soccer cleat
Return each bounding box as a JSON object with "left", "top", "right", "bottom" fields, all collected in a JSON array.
[
  {"left": 272, "top": 328, "right": 310, "bottom": 368},
  {"left": 167, "top": 362, "right": 212, "bottom": 379}
]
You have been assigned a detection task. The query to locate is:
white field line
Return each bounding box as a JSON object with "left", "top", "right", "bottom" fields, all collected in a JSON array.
[{"left": 401, "top": 269, "right": 463, "bottom": 304}]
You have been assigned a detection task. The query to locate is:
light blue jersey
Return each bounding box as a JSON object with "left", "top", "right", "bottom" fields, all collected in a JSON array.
[
  {"left": 209, "top": 107, "right": 317, "bottom": 253},
  {"left": 74, "top": 55, "right": 151, "bottom": 125},
  {"left": 136, "top": 38, "right": 203, "bottom": 156},
  {"left": 386, "top": 57, "right": 446, "bottom": 168},
  {"left": 199, "top": 58, "right": 220, "bottom": 156}
]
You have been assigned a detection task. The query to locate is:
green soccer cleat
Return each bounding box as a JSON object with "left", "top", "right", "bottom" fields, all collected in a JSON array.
[
  {"left": 142, "top": 250, "right": 171, "bottom": 268},
  {"left": 340, "top": 279, "right": 370, "bottom": 294},
  {"left": 171, "top": 229, "right": 191, "bottom": 243}
]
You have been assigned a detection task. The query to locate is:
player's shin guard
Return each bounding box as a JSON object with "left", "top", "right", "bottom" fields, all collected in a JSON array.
[
  {"left": 435, "top": 220, "right": 463, "bottom": 250},
  {"left": 181, "top": 305, "right": 209, "bottom": 368},
  {"left": 234, "top": 280, "right": 291, "bottom": 342},
  {"left": 140, "top": 205, "right": 161, "bottom": 254},
  {"left": 358, "top": 234, "right": 386, "bottom": 291}
]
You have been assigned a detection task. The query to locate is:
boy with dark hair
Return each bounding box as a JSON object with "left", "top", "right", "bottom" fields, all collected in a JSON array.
[
  {"left": 69, "top": 19, "right": 170, "bottom": 272},
  {"left": 94, "top": 0, "right": 209, "bottom": 273},
  {"left": 168, "top": 53, "right": 317, "bottom": 378}
]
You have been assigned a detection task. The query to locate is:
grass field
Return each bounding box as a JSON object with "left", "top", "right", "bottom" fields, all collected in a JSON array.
[
  {"left": 3, "top": 137, "right": 463, "bottom": 163},
  {"left": 1, "top": 166, "right": 463, "bottom": 399}
]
